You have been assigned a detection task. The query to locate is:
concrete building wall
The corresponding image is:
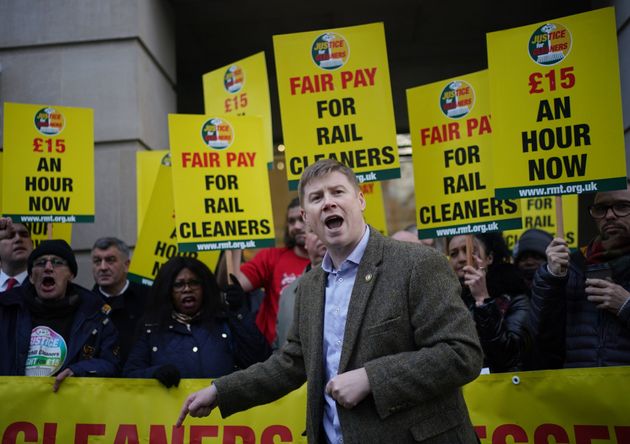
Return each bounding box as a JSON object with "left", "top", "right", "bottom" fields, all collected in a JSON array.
[{"left": 0, "top": 0, "right": 176, "bottom": 287}]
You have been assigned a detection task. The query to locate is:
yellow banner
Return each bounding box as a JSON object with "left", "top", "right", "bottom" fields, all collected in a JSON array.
[
  {"left": 273, "top": 23, "right": 400, "bottom": 189},
  {"left": 168, "top": 114, "right": 275, "bottom": 252},
  {"left": 487, "top": 8, "right": 626, "bottom": 199},
  {"left": 503, "top": 195, "right": 578, "bottom": 251},
  {"left": 2, "top": 102, "right": 94, "bottom": 222},
  {"left": 360, "top": 182, "right": 388, "bottom": 236},
  {"left": 202, "top": 52, "right": 274, "bottom": 169},
  {"left": 407, "top": 70, "right": 521, "bottom": 239},
  {"left": 128, "top": 161, "right": 220, "bottom": 285},
  {"left": 136, "top": 150, "right": 169, "bottom": 236},
  {"left": 2, "top": 367, "right": 629, "bottom": 443}
]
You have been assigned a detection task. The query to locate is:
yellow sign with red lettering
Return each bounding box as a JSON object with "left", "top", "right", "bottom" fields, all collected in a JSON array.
[
  {"left": 407, "top": 70, "right": 521, "bottom": 238},
  {"left": 2, "top": 102, "right": 94, "bottom": 222},
  {"left": 129, "top": 160, "right": 220, "bottom": 285},
  {"left": 168, "top": 114, "right": 275, "bottom": 252},
  {"left": 202, "top": 52, "right": 274, "bottom": 169},
  {"left": 487, "top": 8, "right": 626, "bottom": 199},
  {"left": 273, "top": 23, "right": 400, "bottom": 189},
  {"left": 2, "top": 367, "right": 629, "bottom": 443}
]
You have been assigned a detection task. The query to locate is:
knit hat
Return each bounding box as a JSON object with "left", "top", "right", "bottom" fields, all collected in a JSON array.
[
  {"left": 28, "top": 239, "right": 78, "bottom": 276},
  {"left": 513, "top": 229, "right": 553, "bottom": 263}
]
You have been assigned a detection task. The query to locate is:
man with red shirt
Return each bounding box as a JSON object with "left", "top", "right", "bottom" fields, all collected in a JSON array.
[{"left": 231, "top": 197, "right": 310, "bottom": 344}]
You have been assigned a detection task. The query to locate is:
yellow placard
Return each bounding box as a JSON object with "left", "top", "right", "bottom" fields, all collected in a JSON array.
[
  {"left": 136, "top": 150, "right": 169, "bottom": 236},
  {"left": 2, "top": 102, "right": 94, "bottom": 222},
  {"left": 487, "top": 8, "right": 626, "bottom": 199},
  {"left": 0, "top": 153, "right": 73, "bottom": 245},
  {"left": 273, "top": 23, "right": 400, "bottom": 189},
  {"left": 503, "top": 195, "right": 578, "bottom": 251},
  {"left": 202, "top": 52, "right": 274, "bottom": 169},
  {"left": 168, "top": 114, "right": 275, "bottom": 252},
  {"left": 128, "top": 161, "right": 220, "bottom": 285},
  {"left": 407, "top": 70, "right": 521, "bottom": 239},
  {"left": 360, "top": 182, "right": 388, "bottom": 236},
  {"left": 2, "top": 367, "right": 630, "bottom": 443}
]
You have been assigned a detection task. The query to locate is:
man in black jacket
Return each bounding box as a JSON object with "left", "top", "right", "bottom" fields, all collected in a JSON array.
[
  {"left": 91, "top": 237, "right": 147, "bottom": 365},
  {"left": 531, "top": 181, "right": 630, "bottom": 368}
]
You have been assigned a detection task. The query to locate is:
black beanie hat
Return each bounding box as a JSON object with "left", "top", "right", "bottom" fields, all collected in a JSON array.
[
  {"left": 513, "top": 229, "right": 553, "bottom": 263},
  {"left": 27, "top": 239, "right": 78, "bottom": 276}
]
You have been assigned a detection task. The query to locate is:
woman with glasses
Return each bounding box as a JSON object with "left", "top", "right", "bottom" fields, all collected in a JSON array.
[{"left": 123, "top": 256, "right": 270, "bottom": 387}]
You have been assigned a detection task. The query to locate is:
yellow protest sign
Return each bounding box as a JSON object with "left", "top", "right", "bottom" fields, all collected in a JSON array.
[
  {"left": 2, "top": 102, "right": 94, "bottom": 222},
  {"left": 407, "top": 70, "right": 521, "bottom": 239},
  {"left": 169, "top": 114, "right": 275, "bottom": 252},
  {"left": 136, "top": 150, "right": 169, "bottom": 235},
  {"left": 273, "top": 22, "right": 400, "bottom": 189},
  {"left": 128, "top": 160, "right": 220, "bottom": 285},
  {"left": 0, "top": 377, "right": 307, "bottom": 443},
  {"left": 1, "top": 153, "right": 73, "bottom": 245},
  {"left": 487, "top": 8, "right": 626, "bottom": 199},
  {"left": 2, "top": 367, "right": 630, "bottom": 443},
  {"left": 360, "top": 182, "right": 388, "bottom": 236},
  {"left": 202, "top": 52, "right": 274, "bottom": 169},
  {"left": 503, "top": 195, "right": 578, "bottom": 251}
]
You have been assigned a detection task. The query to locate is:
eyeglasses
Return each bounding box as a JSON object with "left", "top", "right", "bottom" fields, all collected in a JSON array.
[
  {"left": 32, "top": 257, "right": 68, "bottom": 268},
  {"left": 588, "top": 202, "right": 630, "bottom": 219},
  {"left": 172, "top": 279, "right": 202, "bottom": 291}
]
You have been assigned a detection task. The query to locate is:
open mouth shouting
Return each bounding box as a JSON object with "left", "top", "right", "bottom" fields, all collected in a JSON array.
[{"left": 324, "top": 215, "right": 344, "bottom": 231}]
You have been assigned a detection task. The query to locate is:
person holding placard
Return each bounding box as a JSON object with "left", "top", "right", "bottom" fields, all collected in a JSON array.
[
  {"left": 0, "top": 239, "right": 120, "bottom": 391},
  {"left": 448, "top": 233, "right": 532, "bottom": 373},
  {"left": 0, "top": 217, "right": 33, "bottom": 292},
  {"left": 228, "top": 197, "right": 310, "bottom": 345},
  {"left": 177, "top": 159, "right": 482, "bottom": 444},
  {"left": 124, "top": 256, "right": 270, "bottom": 388},
  {"left": 531, "top": 181, "right": 630, "bottom": 368}
]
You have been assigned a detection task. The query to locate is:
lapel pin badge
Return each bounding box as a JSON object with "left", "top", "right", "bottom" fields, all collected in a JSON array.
[{"left": 365, "top": 273, "right": 373, "bottom": 282}]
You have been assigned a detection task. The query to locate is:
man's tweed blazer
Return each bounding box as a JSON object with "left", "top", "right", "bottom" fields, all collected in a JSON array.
[{"left": 214, "top": 227, "right": 483, "bottom": 443}]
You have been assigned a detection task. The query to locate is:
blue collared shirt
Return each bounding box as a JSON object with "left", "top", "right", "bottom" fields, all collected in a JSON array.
[{"left": 321, "top": 226, "right": 370, "bottom": 444}]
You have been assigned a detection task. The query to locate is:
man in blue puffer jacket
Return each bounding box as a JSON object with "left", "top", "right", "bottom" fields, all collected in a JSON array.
[
  {"left": 0, "top": 239, "right": 120, "bottom": 390},
  {"left": 530, "top": 181, "right": 630, "bottom": 368}
]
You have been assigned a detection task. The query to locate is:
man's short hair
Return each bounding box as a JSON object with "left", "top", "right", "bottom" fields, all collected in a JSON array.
[
  {"left": 284, "top": 197, "right": 302, "bottom": 249},
  {"left": 92, "top": 237, "right": 131, "bottom": 259},
  {"left": 298, "top": 159, "right": 360, "bottom": 204}
]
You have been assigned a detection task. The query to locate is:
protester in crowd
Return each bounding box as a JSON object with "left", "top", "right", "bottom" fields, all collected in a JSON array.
[
  {"left": 0, "top": 239, "right": 120, "bottom": 391},
  {"left": 227, "top": 197, "right": 311, "bottom": 344},
  {"left": 123, "top": 256, "right": 270, "bottom": 388},
  {"left": 391, "top": 223, "right": 446, "bottom": 254},
  {"left": 91, "top": 237, "right": 148, "bottom": 365},
  {"left": 513, "top": 228, "right": 553, "bottom": 291},
  {"left": 178, "top": 159, "right": 482, "bottom": 443},
  {"left": 0, "top": 217, "right": 34, "bottom": 292},
  {"left": 273, "top": 226, "right": 327, "bottom": 350},
  {"left": 531, "top": 181, "right": 630, "bottom": 368},
  {"left": 448, "top": 233, "right": 532, "bottom": 373}
]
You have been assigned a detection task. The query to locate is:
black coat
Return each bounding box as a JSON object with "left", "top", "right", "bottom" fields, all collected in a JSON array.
[{"left": 530, "top": 251, "right": 630, "bottom": 368}]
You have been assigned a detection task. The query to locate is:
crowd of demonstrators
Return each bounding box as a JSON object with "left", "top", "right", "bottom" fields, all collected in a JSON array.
[
  {"left": 0, "top": 218, "right": 33, "bottom": 291},
  {"left": 178, "top": 159, "right": 482, "bottom": 444},
  {"left": 0, "top": 238, "right": 119, "bottom": 391},
  {"left": 530, "top": 181, "right": 630, "bottom": 369},
  {"left": 123, "top": 257, "right": 270, "bottom": 388},
  {"left": 274, "top": 225, "right": 327, "bottom": 350},
  {"left": 227, "top": 197, "right": 311, "bottom": 345},
  {"left": 447, "top": 233, "right": 532, "bottom": 373},
  {"left": 91, "top": 237, "right": 148, "bottom": 365}
]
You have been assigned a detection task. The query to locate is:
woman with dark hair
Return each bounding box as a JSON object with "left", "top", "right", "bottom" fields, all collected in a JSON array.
[
  {"left": 447, "top": 233, "right": 532, "bottom": 373},
  {"left": 123, "top": 257, "right": 270, "bottom": 387}
]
